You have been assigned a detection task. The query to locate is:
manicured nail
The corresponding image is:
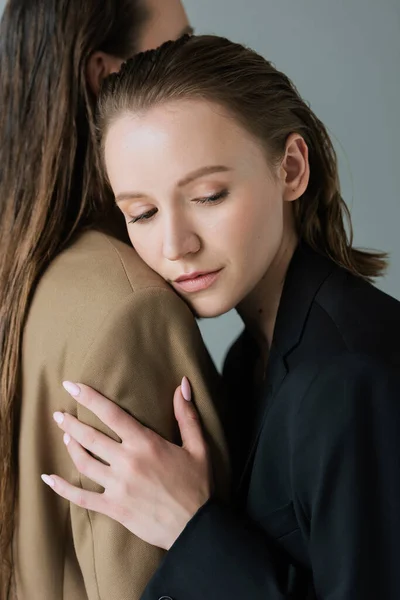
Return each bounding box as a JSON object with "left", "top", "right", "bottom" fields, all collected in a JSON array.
[
  {"left": 181, "top": 377, "right": 192, "bottom": 402},
  {"left": 53, "top": 412, "right": 64, "bottom": 425},
  {"left": 63, "top": 381, "right": 81, "bottom": 397},
  {"left": 41, "top": 474, "right": 55, "bottom": 488},
  {"left": 63, "top": 433, "right": 71, "bottom": 446}
]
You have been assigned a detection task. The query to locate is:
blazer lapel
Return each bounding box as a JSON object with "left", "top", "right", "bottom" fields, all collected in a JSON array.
[
  {"left": 235, "top": 244, "right": 335, "bottom": 499},
  {"left": 235, "top": 344, "right": 286, "bottom": 499}
]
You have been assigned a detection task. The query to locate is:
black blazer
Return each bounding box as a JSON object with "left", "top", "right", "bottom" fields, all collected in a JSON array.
[{"left": 142, "top": 244, "right": 400, "bottom": 600}]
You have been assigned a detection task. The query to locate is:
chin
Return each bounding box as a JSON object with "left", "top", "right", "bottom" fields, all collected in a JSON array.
[{"left": 190, "top": 297, "right": 235, "bottom": 319}]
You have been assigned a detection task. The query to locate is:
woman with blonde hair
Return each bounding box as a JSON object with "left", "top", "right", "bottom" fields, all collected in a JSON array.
[{"left": 48, "top": 35, "right": 400, "bottom": 599}]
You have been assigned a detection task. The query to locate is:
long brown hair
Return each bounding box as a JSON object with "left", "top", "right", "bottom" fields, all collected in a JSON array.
[
  {"left": 0, "top": 0, "right": 147, "bottom": 595},
  {"left": 98, "top": 34, "right": 388, "bottom": 280}
]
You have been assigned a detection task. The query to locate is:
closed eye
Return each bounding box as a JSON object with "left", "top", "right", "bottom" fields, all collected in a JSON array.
[
  {"left": 128, "top": 208, "right": 157, "bottom": 225},
  {"left": 193, "top": 189, "right": 229, "bottom": 204},
  {"left": 128, "top": 189, "right": 229, "bottom": 225}
]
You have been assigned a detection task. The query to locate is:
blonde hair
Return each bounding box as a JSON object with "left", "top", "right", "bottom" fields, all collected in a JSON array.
[{"left": 99, "top": 34, "right": 388, "bottom": 280}]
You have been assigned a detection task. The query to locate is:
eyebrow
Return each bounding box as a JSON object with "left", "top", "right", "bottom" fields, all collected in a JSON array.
[
  {"left": 177, "top": 165, "right": 232, "bottom": 187},
  {"left": 115, "top": 165, "right": 232, "bottom": 204}
]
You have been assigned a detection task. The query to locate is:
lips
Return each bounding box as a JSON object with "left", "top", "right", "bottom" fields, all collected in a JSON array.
[
  {"left": 173, "top": 269, "right": 222, "bottom": 293},
  {"left": 175, "top": 271, "right": 212, "bottom": 283}
]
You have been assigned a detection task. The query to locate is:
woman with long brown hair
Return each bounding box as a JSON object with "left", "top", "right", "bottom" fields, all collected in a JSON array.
[
  {"left": 0, "top": 6, "right": 230, "bottom": 600},
  {"left": 47, "top": 35, "right": 400, "bottom": 599}
]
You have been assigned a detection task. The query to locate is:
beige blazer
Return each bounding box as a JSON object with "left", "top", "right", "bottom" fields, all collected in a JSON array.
[{"left": 13, "top": 229, "right": 230, "bottom": 599}]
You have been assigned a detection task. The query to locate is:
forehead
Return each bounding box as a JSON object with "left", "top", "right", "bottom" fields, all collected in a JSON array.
[{"left": 104, "top": 99, "right": 262, "bottom": 184}]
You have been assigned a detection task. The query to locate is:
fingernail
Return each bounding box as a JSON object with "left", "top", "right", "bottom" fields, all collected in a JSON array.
[
  {"left": 63, "top": 433, "right": 71, "bottom": 446},
  {"left": 181, "top": 377, "right": 192, "bottom": 402},
  {"left": 63, "top": 381, "right": 81, "bottom": 397},
  {"left": 53, "top": 412, "right": 64, "bottom": 425},
  {"left": 41, "top": 474, "right": 55, "bottom": 488}
]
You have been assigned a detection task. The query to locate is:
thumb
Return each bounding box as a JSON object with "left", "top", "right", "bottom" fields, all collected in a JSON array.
[{"left": 173, "top": 377, "right": 205, "bottom": 456}]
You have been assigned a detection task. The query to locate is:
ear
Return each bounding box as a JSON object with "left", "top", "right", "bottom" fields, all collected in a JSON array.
[
  {"left": 280, "top": 133, "right": 310, "bottom": 202},
  {"left": 86, "top": 51, "right": 124, "bottom": 96}
]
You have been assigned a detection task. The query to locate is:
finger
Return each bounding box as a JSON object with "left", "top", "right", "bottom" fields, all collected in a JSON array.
[
  {"left": 64, "top": 436, "right": 110, "bottom": 489},
  {"left": 63, "top": 381, "right": 144, "bottom": 440},
  {"left": 54, "top": 412, "right": 117, "bottom": 463},
  {"left": 41, "top": 473, "right": 107, "bottom": 514},
  {"left": 174, "top": 378, "right": 206, "bottom": 457}
]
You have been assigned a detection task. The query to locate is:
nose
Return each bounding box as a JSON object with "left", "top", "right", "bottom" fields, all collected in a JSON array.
[{"left": 162, "top": 212, "right": 201, "bottom": 262}]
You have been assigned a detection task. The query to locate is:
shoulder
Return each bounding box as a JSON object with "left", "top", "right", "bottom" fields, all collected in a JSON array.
[
  {"left": 26, "top": 229, "right": 192, "bottom": 362},
  {"left": 33, "top": 229, "right": 175, "bottom": 317},
  {"left": 48, "top": 229, "right": 169, "bottom": 295},
  {"left": 315, "top": 266, "right": 400, "bottom": 359}
]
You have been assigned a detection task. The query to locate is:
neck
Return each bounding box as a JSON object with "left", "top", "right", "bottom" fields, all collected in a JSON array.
[{"left": 237, "top": 230, "right": 298, "bottom": 354}]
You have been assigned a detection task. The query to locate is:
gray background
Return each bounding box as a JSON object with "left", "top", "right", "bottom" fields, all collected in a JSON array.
[{"left": 1, "top": 0, "right": 399, "bottom": 369}]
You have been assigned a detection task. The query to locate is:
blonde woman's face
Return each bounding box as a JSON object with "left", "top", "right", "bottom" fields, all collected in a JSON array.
[
  {"left": 137, "top": 0, "right": 192, "bottom": 52},
  {"left": 105, "top": 100, "right": 300, "bottom": 318}
]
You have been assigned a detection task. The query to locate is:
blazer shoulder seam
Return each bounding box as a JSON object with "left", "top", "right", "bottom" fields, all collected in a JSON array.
[{"left": 101, "top": 233, "right": 136, "bottom": 293}]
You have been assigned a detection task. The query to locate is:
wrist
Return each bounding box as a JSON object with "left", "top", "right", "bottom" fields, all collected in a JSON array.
[{"left": 165, "top": 497, "right": 210, "bottom": 550}]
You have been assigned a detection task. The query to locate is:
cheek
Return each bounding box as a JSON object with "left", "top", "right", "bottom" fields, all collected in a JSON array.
[{"left": 222, "top": 191, "right": 283, "bottom": 263}]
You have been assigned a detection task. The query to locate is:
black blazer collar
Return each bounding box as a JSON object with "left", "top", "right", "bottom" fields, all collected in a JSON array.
[
  {"left": 272, "top": 244, "right": 335, "bottom": 360},
  {"left": 235, "top": 245, "right": 336, "bottom": 498}
]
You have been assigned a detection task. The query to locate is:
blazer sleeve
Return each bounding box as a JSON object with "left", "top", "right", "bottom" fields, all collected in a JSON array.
[
  {"left": 141, "top": 353, "right": 400, "bottom": 600},
  {"left": 70, "top": 286, "right": 230, "bottom": 600}
]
